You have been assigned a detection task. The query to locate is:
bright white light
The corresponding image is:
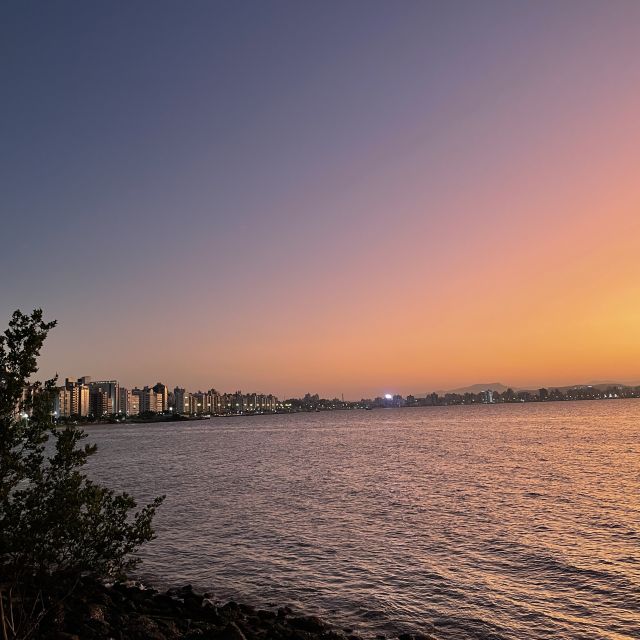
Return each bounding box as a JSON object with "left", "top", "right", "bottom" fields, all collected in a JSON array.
[{"left": 384, "top": 393, "right": 393, "bottom": 400}]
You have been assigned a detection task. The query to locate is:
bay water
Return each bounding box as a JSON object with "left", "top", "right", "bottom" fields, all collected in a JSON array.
[{"left": 85, "top": 401, "right": 640, "bottom": 639}]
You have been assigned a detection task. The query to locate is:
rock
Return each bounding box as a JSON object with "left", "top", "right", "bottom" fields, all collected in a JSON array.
[
  {"left": 119, "top": 585, "right": 154, "bottom": 606},
  {"left": 123, "top": 614, "right": 167, "bottom": 640},
  {"left": 154, "top": 592, "right": 183, "bottom": 611},
  {"left": 212, "top": 622, "right": 248, "bottom": 640},
  {"left": 85, "top": 603, "right": 105, "bottom": 622},
  {"left": 29, "top": 575, "right": 408, "bottom": 640},
  {"left": 157, "top": 618, "right": 184, "bottom": 638},
  {"left": 220, "top": 601, "right": 242, "bottom": 621},
  {"left": 83, "top": 618, "right": 113, "bottom": 638},
  {"left": 276, "top": 606, "right": 292, "bottom": 619},
  {"left": 167, "top": 584, "right": 195, "bottom": 600},
  {"left": 324, "top": 632, "right": 346, "bottom": 640},
  {"left": 257, "top": 609, "right": 277, "bottom": 621},
  {"left": 289, "top": 615, "right": 326, "bottom": 633},
  {"left": 201, "top": 601, "right": 224, "bottom": 625},
  {"left": 109, "top": 588, "right": 127, "bottom": 604},
  {"left": 184, "top": 591, "right": 205, "bottom": 612}
]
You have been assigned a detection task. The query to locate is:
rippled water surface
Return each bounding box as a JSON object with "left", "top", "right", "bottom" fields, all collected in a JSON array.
[{"left": 86, "top": 401, "right": 640, "bottom": 639}]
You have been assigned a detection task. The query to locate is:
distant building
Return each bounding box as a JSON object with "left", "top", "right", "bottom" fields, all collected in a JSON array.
[
  {"left": 88, "top": 380, "right": 120, "bottom": 414},
  {"left": 180, "top": 389, "right": 277, "bottom": 415},
  {"left": 134, "top": 386, "right": 163, "bottom": 413},
  {"left": 152, "top": 382, "right": 168, "bottom": 412},
  {"left": 482, "top": 389, "right": 494, "bottom": 404},
  {"left": 256, "top": 393, "right": 277, "bottom": 412},
  {"left": 192, "top": 390, "right": 213, "bottom": 415},
  {"left": 234, "top": 390, "right": 245, "bottom": 413},
  {"left": 129, "top": 392, "right": 140, "bottom": 415},
  {"left": 90, "top": 390, "right": 112, "bottom": 416},
  {"left": 382, "top": 394, "right": 404, "bottom": 408},
  {"left": 55, "top": 388, "right": 73, "bottom": 417},
  {"left": 173, "top": 387, "right": 191, "bottom": 415},
  {"left": 118, "top": 387, "right": 132, "bottom": 414},
  {"left": 55, "top": 377, "right": 90, "bottom": 417},
  {"left": 52, "top": 376, "right": 281, "bottom": 418}
]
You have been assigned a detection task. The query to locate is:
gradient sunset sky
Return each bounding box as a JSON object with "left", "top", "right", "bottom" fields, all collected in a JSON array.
[{"left": 2, "top": 1, "right": 640, "bottom": 398}]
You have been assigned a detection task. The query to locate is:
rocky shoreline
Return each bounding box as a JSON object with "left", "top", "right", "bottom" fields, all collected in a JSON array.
[{"left": 37, "top": 577, "right": 436, "bottom": 640}]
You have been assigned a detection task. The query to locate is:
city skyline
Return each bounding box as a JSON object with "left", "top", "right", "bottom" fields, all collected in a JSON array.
[
  {"left": 47, "top": 369, "right": 640, "bottom": 406},
  {"left": 48, "top": 372, "right": 640, "bottom": 419},
  {"left": 3, "top": 1, "right": 640, "bottom": 398}
]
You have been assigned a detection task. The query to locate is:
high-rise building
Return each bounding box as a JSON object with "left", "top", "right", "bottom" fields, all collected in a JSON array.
[
  {"left": 152, "top": 382, "right": 168, "bottom": 412},
  {"left": 88, "top": 380, "right": 120, "bottom": 414},
  {"left": 190, "top": 388, "right": 223, "bottom": 415},
  {"left": 233, "top": 390, "right": 245, "bottom": 413},
  {"left": 57, "top": 377, "right": 90, "bottom": 416},
  {"left": 118, "top": 387, "right": 132, "bottom": 415},
  {"left": 78, "top": 384, "right": 90, "bottom": 416},
  {"left": 245, "top": 393, "right": 257, "bottom": 412},
  {"left": 55, "top": 388, "right": 73, "bottom": 417},
  {"left": 257, "top": 394, "right": 277, "bottom": 413},
  {"left": 173, "top": 387, "right": 191, "bottom": 415},
  {"left": 89, "top": 390, "right": 112, "bottom": 416},
  {"left": 210, "top": 389, "right": 222, "bottom": 414},
  {"left": 129, "top": 393, "right": 140, "bottom": 415},
  {"left": 192, "top": 391, "right": 206, "bottom": 414},
  {"left": 134, "top": 386, "right": 163, "bottom": 413}
]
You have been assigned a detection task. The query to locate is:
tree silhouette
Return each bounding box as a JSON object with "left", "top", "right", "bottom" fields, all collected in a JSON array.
[{"left": 0, "top": 309, "right": 164, "bottom": 639}]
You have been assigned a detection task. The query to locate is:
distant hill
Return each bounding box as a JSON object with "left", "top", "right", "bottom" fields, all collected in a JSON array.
[
  {"left": 430, "top": 382, "right": 510, "bottom": 396},
  {"left": 420, "top": 380, "right": 639, "bottom": 397},
  {"left": 541, "top": 382, "right": 637, "bottom": 393},
  {"left": 586, "top": 379, "right": 640, "bottom": 387}
]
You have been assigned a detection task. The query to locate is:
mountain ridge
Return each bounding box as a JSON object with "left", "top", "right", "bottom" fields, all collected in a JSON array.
[{"left": 420, "top": 380, "right": 640, "bottom": 397}]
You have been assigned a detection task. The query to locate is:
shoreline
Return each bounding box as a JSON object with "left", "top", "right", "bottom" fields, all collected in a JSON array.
[
  {"left": 54, "top": 395, "right": 640, "bottom": 428},
  {"left": 36, "top": 577, "right": 435, "bottom": 640}
]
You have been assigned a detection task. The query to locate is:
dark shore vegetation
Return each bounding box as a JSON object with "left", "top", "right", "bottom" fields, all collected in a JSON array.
[{"left": 0, "top": 310, "right": 163, "bottom": 639}]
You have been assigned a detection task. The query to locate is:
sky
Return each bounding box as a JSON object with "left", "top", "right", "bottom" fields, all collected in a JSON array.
[{"left": 2, "top": 1, "right": 640, "bottom": 399}]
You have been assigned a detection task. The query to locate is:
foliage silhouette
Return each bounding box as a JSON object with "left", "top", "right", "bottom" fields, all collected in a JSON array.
[{"left": 0, "top": 309, "right": 164, "bottom": 638}]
